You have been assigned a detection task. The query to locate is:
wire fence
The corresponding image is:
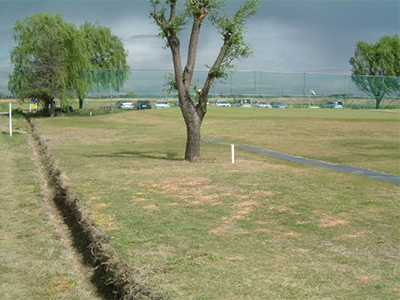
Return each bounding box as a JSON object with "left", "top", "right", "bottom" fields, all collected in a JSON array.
[{"left": 85, "top": 69, "right": 400, "bottom": 109}]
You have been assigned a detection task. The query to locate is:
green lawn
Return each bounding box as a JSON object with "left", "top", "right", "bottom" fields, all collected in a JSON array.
[{"left": 5, "top": 106, "right": 400, "bottom": 299}]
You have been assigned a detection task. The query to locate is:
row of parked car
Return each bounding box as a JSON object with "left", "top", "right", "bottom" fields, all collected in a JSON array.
[
  {"left": 213, "top": 99, "right": 290, "bottom": 108},
  {"left": 115, "top": 100, "right": 152, "bottom": 110},
  {"left": 115, "top": 99, "right": 344, "bottom": 110},
  {"left": 213, "top": 99, "right": 344, "bottom": 108}
]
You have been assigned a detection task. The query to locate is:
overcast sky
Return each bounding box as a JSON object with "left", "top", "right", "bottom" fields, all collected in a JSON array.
[{"left": 0, "top": 0, "right": 399, "bottom": 95}]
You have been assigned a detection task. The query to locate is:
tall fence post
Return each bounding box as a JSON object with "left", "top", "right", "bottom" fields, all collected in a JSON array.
[{"left": 9, "top": 103, "right": 12, "bottom": 137}]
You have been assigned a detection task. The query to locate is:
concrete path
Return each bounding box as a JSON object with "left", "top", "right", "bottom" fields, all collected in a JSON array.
[{"left": 236, "top": 145, "right": 400, "bottom": 185}]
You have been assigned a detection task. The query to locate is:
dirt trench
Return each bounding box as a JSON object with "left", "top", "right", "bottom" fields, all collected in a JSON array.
[{"left": 27, "top": 117, "right": 164, "bottom": 300}]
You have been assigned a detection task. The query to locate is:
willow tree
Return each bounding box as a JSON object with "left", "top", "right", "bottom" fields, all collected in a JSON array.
[
  {"left": 349, "top": 35, "right": 400, "bottom": 109},
  {"left": 79, "top": 21, "right": 130, "bottom": 109},
  {"left": 8, "top": 13, "right": 129, "bottom": 113},
  {"left": 8, "top": 13, "right": 83, "bottom": 116},
  {"left": 150, "top": 0, "right": 258, "bottom": 162}
]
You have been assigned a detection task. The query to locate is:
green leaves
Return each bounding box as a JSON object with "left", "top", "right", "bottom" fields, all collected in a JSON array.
[
  {"left": 150, "top": 0, "right": 259, "bottom": 161},
  {"left": 349, "top": 35, "right": 400, "bottom": 108},
  {"left": 8, "top": 13, "right": 130, "bottom": 110},
  {"left": 9, "top": 13, "right": 76, "bottom": 108},
  {"left": 80, "top": 21, "right": 130, "bottom": 93}
]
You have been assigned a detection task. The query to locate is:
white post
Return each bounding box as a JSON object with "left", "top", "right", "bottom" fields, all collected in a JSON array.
[
  {"left": 9, "top": 103, "right": 12, "bottom": 137},
  {"left": 231, "top": 144, "right": 235, "bottom": 164}
]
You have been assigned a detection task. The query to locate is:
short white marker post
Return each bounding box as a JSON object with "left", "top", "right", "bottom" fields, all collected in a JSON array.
[
  {"left": 231, "top": 144, "right": 235, "bottom": 164},
  {"left": 9, "top": 103, "right": 12, "bottom": 137}
]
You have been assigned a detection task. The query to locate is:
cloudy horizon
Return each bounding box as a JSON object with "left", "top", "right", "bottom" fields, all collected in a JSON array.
[{"left": 0, "top": 0, "right": 399, "bottom": 95}]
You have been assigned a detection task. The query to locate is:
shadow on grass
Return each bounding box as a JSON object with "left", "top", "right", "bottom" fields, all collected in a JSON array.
[{"left": 87, "top": 150, "right": 184, "bottom": 161}]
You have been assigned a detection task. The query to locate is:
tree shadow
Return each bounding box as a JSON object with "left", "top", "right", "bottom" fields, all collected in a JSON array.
[{"left": 86, "top": 150, "right": 184, "bottom": 161}]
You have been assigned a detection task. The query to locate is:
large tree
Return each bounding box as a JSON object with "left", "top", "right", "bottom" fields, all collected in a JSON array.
[
  {"left": 8, "top": 13, "right": 80, "bottom": 116},
  {"left": 151, "top": 0, "right": 258, "bottom": 162},
  {"left": 8, "top": 13, "right": 129, "bottom": 113},
  {"left": 349, "top": 35, "right": 400, "bottom": 109},
  {"left": 78, "top": 21, "right": 130, "bottom": 109}
]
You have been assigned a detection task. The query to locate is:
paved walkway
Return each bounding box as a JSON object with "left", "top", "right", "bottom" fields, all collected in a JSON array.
[
  {"left": 237, "top": 145, "right": 400, "bottom": 184},
  {"left": 202, "top": 140, "right": 400, "bottom": 184}
]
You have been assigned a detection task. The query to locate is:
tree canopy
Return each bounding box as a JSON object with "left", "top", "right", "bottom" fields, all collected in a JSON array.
[
  {"left": 79, "top": 21, "right": 130, "bottom": 104},
  {"left": 150, "top": 0, "right": 258, "bottom": 162},
  {"left": 349, "top": 35, "right": 400, "bottom": 109},
  {"left": 8, "top": 13, "right": 130, "bottom": 114}
]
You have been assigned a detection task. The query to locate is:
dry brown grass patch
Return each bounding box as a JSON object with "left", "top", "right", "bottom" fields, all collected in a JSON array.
[
  {"left": 23, "top": 185, "right": 36, "bottom": 190},
  {"left": 92, "top": 212, "right": 118, "bottom": 230},
  {"left": 282, "top": 232, "right": 302, "bottom": 238},
  {"left": 236, "top": 207, "right": 253, "bottom": 215},
  {"left": 143, "top": 204, "right": 159, "bottom": 210},
  {"left": 319, "top": 217, "right": 350, "bottom": 228},
  {"left": 95, "top": 203, "right": 109, "bottom": 209},
  {"left": 223, "top": 215, "right": 247, "bottom": 222},
  {"left": 255, "top": 220, "right": 269, "bottom": 225},
  {"left": 27, "top": 208, "right": 45, "bottom": 215},
  {"left": 269, "top": 206, "right": 287, "bottom": 213},
  {"left": 138, "top": 178, "right": 274, "bottom": 214},
  {"left": 235, "top": 200, "right": 261, "bottom": 208},
  {"left": 132, "top": 197, "right": 147, "bottom": 202},
  {"left": 355, "top": 275, "right": 376, "bottom": 284},
  {"left": 139, "top": 177, "right": 234, "bottom": 206},
  {"left": 209, "top": 226, "right": 230, "bottom": 235}
]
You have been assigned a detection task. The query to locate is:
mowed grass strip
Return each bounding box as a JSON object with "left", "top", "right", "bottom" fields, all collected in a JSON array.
[
  {"left": 33, "top": 107, "right": 400, "bottom": 299},
  {"left": 0, "top": 116, "right": 80, "bottom": 299}
]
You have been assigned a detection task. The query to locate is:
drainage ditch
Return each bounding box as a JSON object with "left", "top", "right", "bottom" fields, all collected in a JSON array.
[{"left": 27, "top": 116, "right": 164, "bottom": 300}]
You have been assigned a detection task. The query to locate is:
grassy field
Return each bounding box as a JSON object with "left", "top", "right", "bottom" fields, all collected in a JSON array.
[
  {"left": 3, "top": 106, "right": 400, "bottom": 299},
  {"left": 0, "top": 116, "right": 83, "bottom": 299}
]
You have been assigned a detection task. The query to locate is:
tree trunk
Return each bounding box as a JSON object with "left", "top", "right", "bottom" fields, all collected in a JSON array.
[
  {"left": 184, "top": 115, "right": 202, "bottom": 162},
  {"left": 178, "top": 91, "right": 204, "bottom": 162},
  {"left": 50, "top": 100, "right": 55, "bottom": 117},
  {"left": 375, "top": 94, "right": 384, "bottom": 109},
  {"left": 79, "top": 96, "right": 84, "bottom": 109}
]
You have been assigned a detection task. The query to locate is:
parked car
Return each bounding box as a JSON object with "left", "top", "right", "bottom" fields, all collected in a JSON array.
[
  {"left": 194, "top": 101, "right": 210, "bottom": 106},
  {"left": 231, "top": 99, "right": 253, "bottom": 107},
  {"left": 322, "top": 101, "right": 344, "bottom": 109},
  {"left": 212, "top": 100, "right": 231, "bottom": 107},
  {"left": 134, "top": 100, "right": 152, "bottom": 110},
  {"left": 253, "top": 101, "right": 271, "bottom": 108},
  {"left": 270, "top": 101, "right": 289, "bottom": 108},
  {"left": 155, "top": 100, "right": 170, "bottom": 109},
  {"left": 174, "top": 101, "right": 180, "bottom": 107},
  {"left": 114, "top": 100, "right": 134, "bottom": 110}
]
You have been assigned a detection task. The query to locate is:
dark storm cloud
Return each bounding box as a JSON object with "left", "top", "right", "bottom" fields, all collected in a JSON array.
[{"left": 0, "top": 0, "right": 399, "bottom": 94}]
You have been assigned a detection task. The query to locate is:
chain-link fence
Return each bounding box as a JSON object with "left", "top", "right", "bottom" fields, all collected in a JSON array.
[{"left": 85, "top": 69, "right": 400, "bottom": 109}]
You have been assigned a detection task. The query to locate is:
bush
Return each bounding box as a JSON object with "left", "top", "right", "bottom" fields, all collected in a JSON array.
[{"left": 12, "top": 108, "right": 24, "bottom": 117}]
